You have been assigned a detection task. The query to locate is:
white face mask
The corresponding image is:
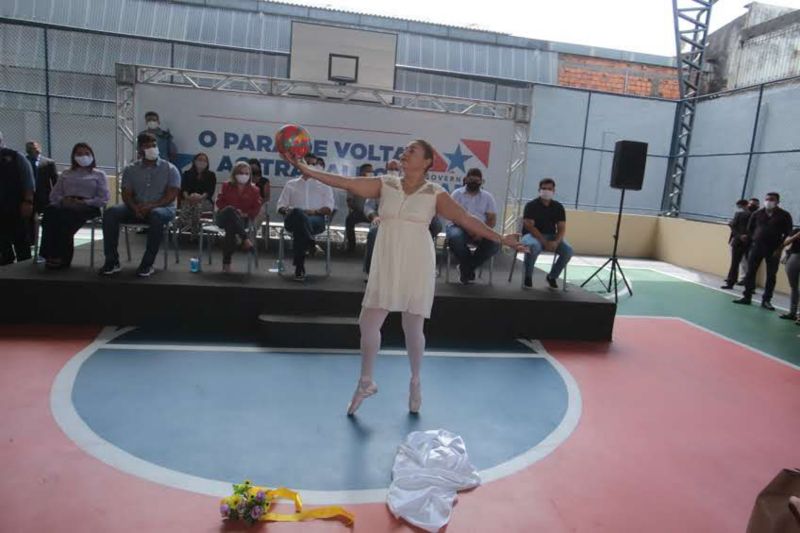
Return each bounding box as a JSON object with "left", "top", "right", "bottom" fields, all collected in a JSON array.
[
  {"left": 539, "top": 189, "right": 554, "bottom": 201},
  {"left": 144, "top": 147, "right": 159, "bottom": 161},
  {"left": 764, "top": 200, "right": 777, "bottom": 210},
  {"left": 146, "top": 121, "right": 159, "bottom": 130},
  {"left": 235, "top": 173, "right": 250, "bottom": 184},
  {"left": 195, "top": 161, "right": 208, "bottom": 171},
  {"left": 75, "top": 155, "right": 94, "bottom": 167},
  {"left": 386, "top": 169, "right": 400, "bottom": 177},
  {"left": 316, "top": 163, "right": 325, "bottom": 170}
]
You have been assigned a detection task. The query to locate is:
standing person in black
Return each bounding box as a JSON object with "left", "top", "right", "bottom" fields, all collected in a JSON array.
[
  {"left": 0, "top": 132, "right": 36, "bottom": 264},
  {"left": 176, "top": 153, "right": 216, "bottom": 238},
  {"left": 520, "top": 178, "right": 573, "bottom": 289},
  {"left": 733, "top": 192, "right": 793, "bottom": 310},
  {"left": 721, "top": 199, "right": 752, "bottom": 289},
  {"left": 25, "top": 140, "right": 58, "bottom": 215}
]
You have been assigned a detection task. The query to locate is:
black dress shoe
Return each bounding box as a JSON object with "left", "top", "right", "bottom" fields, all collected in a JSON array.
[
  {"left": 720, "top": 284, "right": 734, "bottom": 290},
  {"left": 760, "top": 301, "right": 775, "bottom": 311},
  {"left": 732, "top": 297, "right": 752, "bottom": 305},
  {"left": 779, "top": 312, "right": 797, "bottom": 320},
  {"left": 546, "top": 276, "right": 558, "bottom": 289},
  {"left": 735, "top": 280, "right": 745, "bottom": 286}
]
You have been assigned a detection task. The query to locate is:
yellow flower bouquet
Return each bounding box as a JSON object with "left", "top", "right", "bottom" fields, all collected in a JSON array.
[{"left": 219, "top": 480, "right": 354, "bottom": 526}]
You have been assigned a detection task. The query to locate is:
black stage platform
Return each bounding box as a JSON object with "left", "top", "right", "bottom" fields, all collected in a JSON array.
[{"left": 0, "top": 234, "right": 615, "bottom": 346}]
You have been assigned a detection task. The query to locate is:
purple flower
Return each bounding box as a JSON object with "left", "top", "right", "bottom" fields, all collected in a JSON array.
[
  {"left": 220, "top": 503, "right": 230, "bottom": 517},
  {"left": 251, "top": 506, "right": 263, "bottom": 520},
  {"left": 255, "top": 491, "right": 266, "bottom": 503}
]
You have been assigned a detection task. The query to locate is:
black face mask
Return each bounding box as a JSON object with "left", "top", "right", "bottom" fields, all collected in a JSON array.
[
  {"left": 465, "top": 182, "right": 480, "bottom": 192},
  {"left": 749, "top": 205, "right": 759, "bottom": 212}
]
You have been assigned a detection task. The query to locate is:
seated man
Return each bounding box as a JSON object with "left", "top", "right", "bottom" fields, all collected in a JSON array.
[
  {"left": 276, "top": 153, "right": 335, "bottom": 281},
  {"left": 99, "top": 132, "right": 181, "bottom": 277},
  {"left": 521, "top": 178, "right": 573, "bottom": 289},
  {"left": 447, "top": 168, "right": 500, "bottom": 284},
  {"left": 344, "top": 163, "right": 373, "bottom": 253}
]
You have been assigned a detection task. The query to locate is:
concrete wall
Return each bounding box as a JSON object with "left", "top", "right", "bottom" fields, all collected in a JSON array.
[
  {"left": 565, "top": 211, "right": 792, "bottom": 295},
  {"left": 527, "top": 85, "right": 676, "bottom": 215}
]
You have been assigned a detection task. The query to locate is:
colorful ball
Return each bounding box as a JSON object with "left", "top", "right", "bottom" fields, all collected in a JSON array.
[{"left": 275, "top": 124, "right": 312, "bottom": 158}]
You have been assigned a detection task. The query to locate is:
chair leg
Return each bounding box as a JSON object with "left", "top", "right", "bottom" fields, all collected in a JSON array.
[
  {"left": 90, "top": 222, "right": 95, "bottom": 268},
  {"left": 174, "top": 224, "right": 180, "bottom": 264},
  {"left": 563, "top": 263, "right": 568, "bottom": 292},
  {"left": 276, "top": 228, "right": 285, "bottom": 273},
  {"left": 124, "top": 226, "right": 132, "bottom": 262},
  {"left": 197, "top": 226, "right": 204, "bottom": 273},
  {"left": 325, "top": 220, "right": 331, "bottom": 276},
  {"left": 251, "top": 226, "right": 259, "bottom": 269},
  {"left": 445, "top": 245, "right": 451, "bottom": 284},
  {"left": 489, "top": 256, "right": 494, "bottom": 286},
  {"left": 32, "top": 216, "right": 40, "bottom": 265},
  {"left": 163, "top": 226, "right": 169, "bottom": 271}
]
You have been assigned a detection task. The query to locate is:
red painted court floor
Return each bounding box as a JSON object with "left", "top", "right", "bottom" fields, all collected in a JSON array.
[{"left": 1, "top": 317, "right": 798, "bottom": 532}]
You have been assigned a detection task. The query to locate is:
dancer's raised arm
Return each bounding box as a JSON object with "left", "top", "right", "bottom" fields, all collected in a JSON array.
[{"left": 284, "top": 155, "right": 382, "bottom": 199}]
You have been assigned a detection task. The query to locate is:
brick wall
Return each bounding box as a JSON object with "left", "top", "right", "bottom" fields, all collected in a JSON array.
[{"left": 558, "top": 54, "right": 680, "bottom": 99}]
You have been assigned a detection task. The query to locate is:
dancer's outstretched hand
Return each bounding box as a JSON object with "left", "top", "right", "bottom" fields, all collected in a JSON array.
[
  {"left": 281, "top": 152, "right": 311, "bottom": 174},
  {"left": 502, "top": 233, "right": 527, "bottom": 252}
]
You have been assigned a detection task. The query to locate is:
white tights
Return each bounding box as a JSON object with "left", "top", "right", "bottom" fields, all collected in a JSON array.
[{"left": 358, "top": 307, "right": 425, "bottom": 382}]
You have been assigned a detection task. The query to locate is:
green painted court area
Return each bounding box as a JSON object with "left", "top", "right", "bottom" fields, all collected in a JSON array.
[{"left": 559, "top": 263, "right": 799, "bottom": 367}]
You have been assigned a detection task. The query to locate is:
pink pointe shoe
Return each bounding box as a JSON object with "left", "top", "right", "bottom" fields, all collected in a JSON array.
[
  {"left": 409, "top": 379, "right": 422, "bottom": 414},
  {"left": 346, "top": 378, "right": 378, "bottom": 415}
]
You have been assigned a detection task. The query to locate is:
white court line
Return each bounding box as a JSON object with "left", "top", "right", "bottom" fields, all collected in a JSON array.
[
  {"left": 52, "top": 329, "right": 582, "bottom": 504},
  {"left": 101, "top": 343, "right": 540, "bottom": 358},
  {"left": 618, "top": 315, "right": 800, "bottom": 372}
]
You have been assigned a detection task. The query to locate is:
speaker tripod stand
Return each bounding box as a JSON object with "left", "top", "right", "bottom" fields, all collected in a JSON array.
[{"left": 580, "top": 188, "right": 632, "bottom": 303}]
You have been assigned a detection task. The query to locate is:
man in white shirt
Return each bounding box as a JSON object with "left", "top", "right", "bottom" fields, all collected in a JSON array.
[
  {"left": 276, "top": 153, "right": 335, "bottom": 280},
  {"left": 447, "top": 168, "right": 499, "bottom": 284}
]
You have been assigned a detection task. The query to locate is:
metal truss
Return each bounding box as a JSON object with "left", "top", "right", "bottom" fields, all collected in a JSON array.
[{"left": 663, "top": 0, "right": 716, "bottom": 216}]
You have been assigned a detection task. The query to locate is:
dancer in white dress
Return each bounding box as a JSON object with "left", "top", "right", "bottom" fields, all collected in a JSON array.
[{"left": 285, "top": 140, "right": 525, "bottom": 415}]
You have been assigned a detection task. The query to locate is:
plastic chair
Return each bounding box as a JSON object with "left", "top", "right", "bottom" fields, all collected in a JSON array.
[
  {"left": 508, "top": 248, "right": 568, "bottom": 291},
  {"left": 197, "top": 217, "right": 259, "bottom": 274},
  {"left": 443, "top": 236, "right": 495, "bottom": 285},
  {"left": 121, "top": 220, "right": 179, "bottom": 270},
  {"left": 275, "top": 214, "right": 332, "bottom": 276}
]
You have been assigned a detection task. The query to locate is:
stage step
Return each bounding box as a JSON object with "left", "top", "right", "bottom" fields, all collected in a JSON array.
[{"left": 258, "top": 313, "right": 360, "bottom": 348}]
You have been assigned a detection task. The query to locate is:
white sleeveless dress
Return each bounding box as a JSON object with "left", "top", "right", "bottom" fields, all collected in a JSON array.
[{"left": 362, "top": 176, "right": 445, "bottom": 319}]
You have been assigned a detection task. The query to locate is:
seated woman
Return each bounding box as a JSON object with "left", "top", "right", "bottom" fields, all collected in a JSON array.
[
  {"left": 177, "top": 152, "right": 216, "bottom": 238},
  {"left": 215, "top": 161, "right": 262, "bottom": 273},
  {"left": 40, "top": 143, "right": 110, "bottom": 269}
]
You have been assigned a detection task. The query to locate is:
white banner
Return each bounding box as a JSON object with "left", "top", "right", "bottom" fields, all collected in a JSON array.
[{"left": 134, "top": 84, "right": 514, "bottom": 221}]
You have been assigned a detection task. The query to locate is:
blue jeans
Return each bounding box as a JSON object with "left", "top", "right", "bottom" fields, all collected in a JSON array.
[
  {"left": 521, "top": 233, "right": 573, "bottom": 280},
  {"left": 102, "top": 204, "right": 175, "bottom": 267},
  {"left": 283, "top": 208, "right": 325, "bottom": 267},
  {"left": 446, "top": 225, "right": 500, "bottom": 272}
]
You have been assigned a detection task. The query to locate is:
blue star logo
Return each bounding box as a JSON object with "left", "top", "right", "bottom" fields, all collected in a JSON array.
[{"left": 444, "top": 145, "right": 472, "bottom": 173}]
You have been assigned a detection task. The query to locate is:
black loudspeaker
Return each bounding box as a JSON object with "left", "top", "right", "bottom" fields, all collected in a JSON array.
[{"left": 610, "top": 140, "right": 647, "bottom": 190}]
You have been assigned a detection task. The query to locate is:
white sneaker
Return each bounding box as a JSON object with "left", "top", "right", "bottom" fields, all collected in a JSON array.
[{"left": 346, "top": 378, "right": 378, "bottom": 415}]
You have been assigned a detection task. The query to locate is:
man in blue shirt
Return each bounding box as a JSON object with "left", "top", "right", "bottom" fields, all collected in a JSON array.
[
  {"left": 99, "top": 133, "right": 181, "bottom": 277},
  {"left": 447, "top": 168, "right": 500, "bottom": 284}
]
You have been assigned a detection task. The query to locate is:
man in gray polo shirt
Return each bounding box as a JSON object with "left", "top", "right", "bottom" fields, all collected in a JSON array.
[
  {"left": 447, "top": 168, "right": 499, "bottom": 284},
  {"left": 99, "top": 133, "right": 181, "bottom": 277}
]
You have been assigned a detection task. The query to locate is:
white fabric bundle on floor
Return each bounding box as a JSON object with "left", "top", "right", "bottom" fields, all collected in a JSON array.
[{"left": 387, "top": 429, "right": 481, "bottom": 532}]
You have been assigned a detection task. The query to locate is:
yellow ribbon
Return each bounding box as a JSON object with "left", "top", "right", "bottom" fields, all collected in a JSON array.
[{"left": 221, "top": 484, "right": 354, "bottom": 526}]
